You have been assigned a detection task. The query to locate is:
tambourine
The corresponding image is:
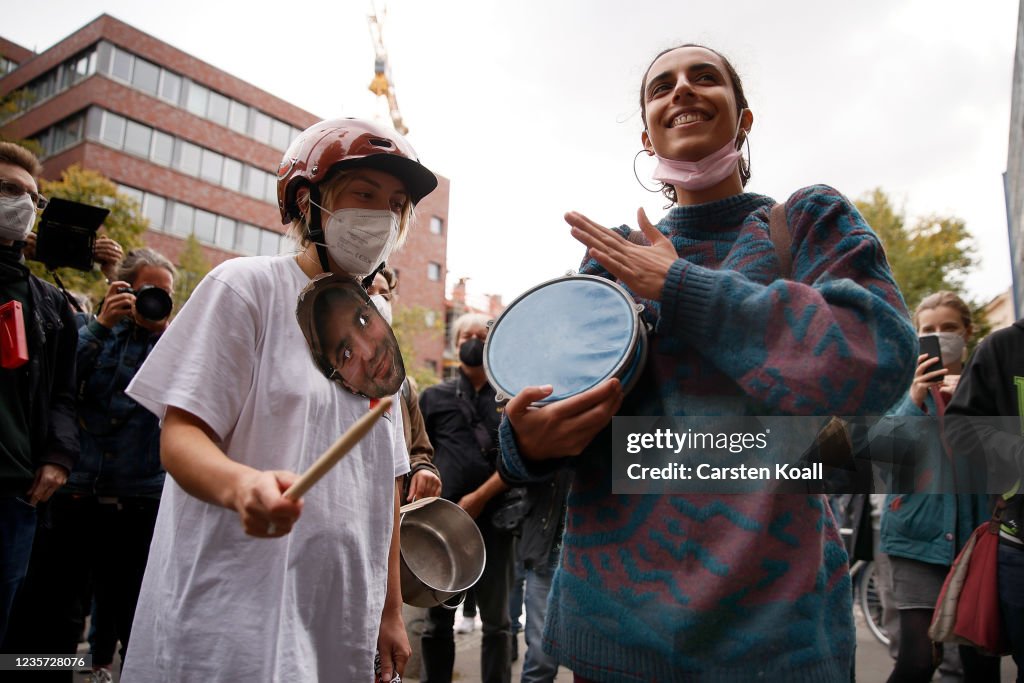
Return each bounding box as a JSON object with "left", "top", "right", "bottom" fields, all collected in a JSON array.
[{"left": 484, "top": 274, "right": 647, "bottom": 404}]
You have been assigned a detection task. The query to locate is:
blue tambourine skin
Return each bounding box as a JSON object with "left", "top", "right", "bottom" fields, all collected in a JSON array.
[{"left": 483, "top": 274, "right": 647, "bottom": 405}]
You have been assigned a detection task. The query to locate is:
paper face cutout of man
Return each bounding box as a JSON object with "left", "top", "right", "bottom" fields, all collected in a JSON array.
[{"left": 296, "top": 273, "right": 406, "bottom": 398}]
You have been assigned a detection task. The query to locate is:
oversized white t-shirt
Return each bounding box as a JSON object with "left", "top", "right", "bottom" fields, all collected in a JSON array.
[{"left": 122, "top": 255, "right": 408, "bottom": 682}]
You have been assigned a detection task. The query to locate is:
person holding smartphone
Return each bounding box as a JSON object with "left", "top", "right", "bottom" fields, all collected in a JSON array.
[{"left": 880, "top": 291, "right": 999, "bottom": 682}]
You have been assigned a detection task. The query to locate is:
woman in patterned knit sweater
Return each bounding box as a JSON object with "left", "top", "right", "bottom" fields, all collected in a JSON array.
[{"left": 497, "top": 44, "right": 916, "bottom": 682}]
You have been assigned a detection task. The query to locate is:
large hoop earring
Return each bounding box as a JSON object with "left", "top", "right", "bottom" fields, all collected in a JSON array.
[
  {"left": 633, "top": 148, "right": 661, "bottom": 194},
  {"left": 739, "top": 130, "right": 752, "bottom": 183}
]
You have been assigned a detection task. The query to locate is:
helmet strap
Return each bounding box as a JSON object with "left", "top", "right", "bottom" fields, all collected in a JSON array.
[
  {"left": 307, "top": 184, "right": 331, "bottom": 273},
  {"left": 361, "top": 261, "right": 386, "bottom": 290}
]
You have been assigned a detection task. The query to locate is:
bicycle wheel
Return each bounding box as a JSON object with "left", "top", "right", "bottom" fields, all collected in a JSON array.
[{"left": 857, "top": 561, "right": 891, "bottom": 647}]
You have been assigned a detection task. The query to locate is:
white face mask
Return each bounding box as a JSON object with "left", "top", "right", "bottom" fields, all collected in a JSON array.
[
  {"left": 937, "top": 332, "right": 967, "bottom": 366},
  {"left": 0, "top": 193, "right": 36, "bottom": 241},
  {"left": 369, "top": 293, "right": 393, "bottom": 325},
  {"left": 311, "top": 202, "right": 399, "bottom": 279}
]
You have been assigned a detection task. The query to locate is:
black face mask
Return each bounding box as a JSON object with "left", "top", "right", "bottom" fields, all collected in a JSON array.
[{"left": 459, "top": 337, "right": 484, "bottom": 367}]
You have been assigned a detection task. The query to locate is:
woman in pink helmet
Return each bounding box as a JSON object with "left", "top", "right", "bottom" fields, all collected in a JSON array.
[{"left": 122, "top": 119, "right": 437, "bottom": 682}]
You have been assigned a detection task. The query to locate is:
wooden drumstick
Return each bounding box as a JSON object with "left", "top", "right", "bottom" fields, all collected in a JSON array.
[{"left": 283, "top": 397, "right": 393, "bottom": 501}]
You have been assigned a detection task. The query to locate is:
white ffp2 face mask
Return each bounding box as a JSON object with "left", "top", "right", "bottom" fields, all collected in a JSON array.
[
  {"left": 0, "top": 193, "right": 36, "bottom": 242},
  {"left": 369, "top": 293, "right": 393, "bottom": 325},
  {"left": 312, "top": 202, "right": 400, "bottom": 280},
  {"left": 937, "top": 332, "right": 967, "bottom": 366}
]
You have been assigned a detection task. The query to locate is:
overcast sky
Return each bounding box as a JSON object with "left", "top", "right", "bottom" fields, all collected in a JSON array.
[{"left": 5, "top": 0, "right": 1019, "bottom": 308}]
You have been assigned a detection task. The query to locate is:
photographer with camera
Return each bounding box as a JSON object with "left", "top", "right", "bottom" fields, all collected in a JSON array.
[
  {"left": 0, "top": 142, "right": 78, "bottom": 645},
  {"left": 5, "top": 248, "right": 175, "bottom": 682}
]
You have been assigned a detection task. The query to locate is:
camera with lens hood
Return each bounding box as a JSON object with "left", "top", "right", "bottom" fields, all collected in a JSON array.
[{"left": 118, "top": 285, "right": 173, "bottom": 321}]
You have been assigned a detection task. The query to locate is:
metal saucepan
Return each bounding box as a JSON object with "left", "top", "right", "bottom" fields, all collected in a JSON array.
[{"left": 399, "top": 497, "right": 486, "bottom": 608}]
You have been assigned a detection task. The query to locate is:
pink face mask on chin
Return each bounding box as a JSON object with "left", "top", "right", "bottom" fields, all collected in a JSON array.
[{"left": 651, "top": 111, "right": 746, "bottom": 192}]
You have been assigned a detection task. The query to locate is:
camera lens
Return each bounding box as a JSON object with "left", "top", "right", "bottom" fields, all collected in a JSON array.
[{"left": 134, "top": 286, "right": 172, "bottom": 321}]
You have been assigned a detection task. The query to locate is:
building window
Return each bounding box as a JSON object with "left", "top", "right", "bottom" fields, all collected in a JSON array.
[
  {"left": 110, "top": 46, "right": 133, "bottom": 82},
  {"left": 238, "top": 224, "right": 261, "bottom": 255},
  {"left": 259, "top": 230, "right": 280, "bottom": 256},
  {"left": 83, "top": 107, "right": 278, "bottom": 205},
  {"left": 430, "top": 216, "right": 444, "bottom": 235},
  {"left": 120, "top": 184, "right": 285, "bottom": 257},
  {"left": 193, "top": 209, "right": 217, "bottom": 243},
  {"left": 251, "top": 110, "right": 271, "bottom": 144},
  {"left": 131, "top": 58, "right": 160, "bottom": 96},
  {"left": 270, "top": 120, "right": 291, "bottom": 150},
  {"left": 184, "top": 81, "right": 208, "bottom": 117},
  {"left": 143, "top": 194, "right": 166, "bottom": 228},
  {"left": 427, "top": 262, "right": 442, "bottom": 281},
  {"left": 100, "top": 111, "right": 126, "bottom": 147},
  {"left": 170, "top": 203, "right": 195, "bottom": 237},
  {"left": 207, "top": 91, "right": 230, "bottom": 126},
  {"left": 123, "top": 120, "right": 152, "bottom": 158},
  {"left": 215, "top": 216, "right": 236, "bottom": 250},
  {"left": 158, "top": 71, "right": 181, "bottom": 104},
  {"left": 175, "top": 140, "right": 202, "bottom": 176},
  {"left": 199, "top": 149, "right": 224, "bottom": 184},
  {"left": 119, "top": 185, "right": 144, "bottom": 208},
  {"left": 228, "top": 100, "right": 248, "bottom": 134},
  {"left": 151, "top": 130, "right": 174, "bottom": 167},
  {"left": 244, "top": 168, "right": 266, "bottom": 200},
  {"left": 424, "top": 310, "right": 437, "bottom": 327},
  {"left": 0, "top": 57, "right": 18, "bottom": 75},
  {"left": 222, "top": 158, "right": 242, "bottom": 192}
]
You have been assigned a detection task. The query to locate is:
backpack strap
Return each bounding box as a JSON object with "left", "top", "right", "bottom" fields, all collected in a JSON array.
[{"left": 768, "top": 201, "right": 793, "bottom": 279}]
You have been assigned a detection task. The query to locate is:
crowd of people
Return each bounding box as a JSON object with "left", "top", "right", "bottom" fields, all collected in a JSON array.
[{"left": 0, "top": 40, "right": 1022, "bottom": 683}]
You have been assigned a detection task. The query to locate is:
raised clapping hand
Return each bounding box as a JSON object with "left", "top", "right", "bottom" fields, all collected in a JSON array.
[
  {"left": 233, "top": 469, "right": 304, "bottom": 538},
  {"left": 909, "top": 354, "right": 948, "bottom": 409},
  {"left": 504, "top": 378, "right": 624, "bottom": 461},
  {"left": 565, "top": 207, "right": 677, "bottom": 300}
]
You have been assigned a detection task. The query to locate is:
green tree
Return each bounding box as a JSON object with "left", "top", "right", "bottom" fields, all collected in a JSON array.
[
  {"left": 28, "top": 165, "right": 147, "bottom": 308},
  {"left": 855, "top": 188, "right": 977, "bottom": 313},
  {"left": 855, "top": 188, "right": 991, "bottom": 347},
  {"left": 173, "top": 234, "right": 211, "bottom": 313},
  {"left": 0, "top": 80, "right": 41, "bottom": 156},
  {"left": 391, "top": 304, "right": 443, "bottom": 389}
]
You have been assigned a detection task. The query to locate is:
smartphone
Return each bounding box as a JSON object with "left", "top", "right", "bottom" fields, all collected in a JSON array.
[{"left": 918, "top": 335, "right": 943, "bottom": 371}]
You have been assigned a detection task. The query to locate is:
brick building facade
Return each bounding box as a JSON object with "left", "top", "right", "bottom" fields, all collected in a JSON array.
[{"left": 0, "top": 14, "right": 449, "bottom": 376}]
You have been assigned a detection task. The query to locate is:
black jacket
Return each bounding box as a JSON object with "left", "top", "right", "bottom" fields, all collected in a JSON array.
[
  {"left": 518, "top": 468, "right": 572, "bottom": 569},
  {"left": 945, "top": 320, "right": 1024, "bottom": 542},
  {"left": 27, "top": 274, "right": 79, "bottom": 467},
  {"left": 419, "top": 370, "right": 502, "bottom": 502},
  {"left": 0, "top": 267, "right": 80, "bottom": 494}
]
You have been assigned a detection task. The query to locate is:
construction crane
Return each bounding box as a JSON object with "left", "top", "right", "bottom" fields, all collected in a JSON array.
[{"left": 367, "top": 2, "right": 408, "bottom": 135}]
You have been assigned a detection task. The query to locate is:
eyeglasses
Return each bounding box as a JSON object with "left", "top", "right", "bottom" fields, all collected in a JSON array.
[{"left": 0, "top": 179, "right": 48, "bottom": 210}]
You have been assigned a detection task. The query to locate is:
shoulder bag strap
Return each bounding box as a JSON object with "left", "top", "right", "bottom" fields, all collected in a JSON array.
[{"left": 768, "top": 201, "right": 793, "bottom": 279}]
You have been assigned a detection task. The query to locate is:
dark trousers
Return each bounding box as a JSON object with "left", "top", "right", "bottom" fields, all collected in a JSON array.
[
  {"left": 2, "top": 494, "right": 159, "bottom": 680},
  {"left": 1000, "top": 543, "right": 1024, "bottom": 681},
  {"left": 0, "top": 495, "right": 36, "bottom": 644},
  {"left": 421, "top": 518, "right": 515, "bottom": 683}
]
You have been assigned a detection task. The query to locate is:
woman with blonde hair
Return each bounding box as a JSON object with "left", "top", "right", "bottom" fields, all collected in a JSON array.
[
  {"left": 881, "top": 291, "right": 999, "bottom": 682},
  {"left": 122, "top": 119, "right": 437, "bottom": 682}
]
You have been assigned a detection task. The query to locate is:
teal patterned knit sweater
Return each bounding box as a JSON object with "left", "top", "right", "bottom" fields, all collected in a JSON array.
[{"left": 499, "top": 186, "right": 916, "bottom": 682}]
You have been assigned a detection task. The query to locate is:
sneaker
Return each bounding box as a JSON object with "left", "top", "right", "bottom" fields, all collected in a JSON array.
[
  {"left": 455, "top": 614, "right": 476, "bottom": 634},
  {"left": 87, "top": 668, "right": 113, "bottom": 683}
]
